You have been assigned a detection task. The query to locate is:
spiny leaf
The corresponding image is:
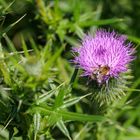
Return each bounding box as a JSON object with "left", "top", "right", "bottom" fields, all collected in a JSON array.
[
  {"left": 0, "top": 14, "right": 26, "bottom": 39},
  {"left": 21, "top": 35, "right": 29, "bottom": 58},
  {"left": 53, "top": 86, "right": 66, "bottom": 109},
  {"left": 37, "top": 83, "right": 64, "bottom": 104},
  {"left": 33, "top": 113, "right": 41, "bottom": 140},
  {"left": 79, "top": 18, "right": 124, "bottom": 27},
  {"left": 29, "top": 106, "right": 105, "bottom": 122},
  {"left": 47, "top": 112, "right": 61, "bottom": 126},
  {"left": 57, "top": 119, "right": 72, "bottom": 140},
  {"left": 43, "top": 45, "right": 64, "bottom": 72},
  {"left": 60, "top": 93, "right": 92, "bottom": 109},
  {"left": 29, "top": 37, "right": 40, "bottom": 55}
]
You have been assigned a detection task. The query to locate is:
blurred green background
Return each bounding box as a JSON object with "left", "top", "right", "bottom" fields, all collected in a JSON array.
[
  {"left": 1, "top": 0, "right": 140, "bottom": 72},
  {"left": 0, "top": 0, "right": 140, "bottom": 140}
]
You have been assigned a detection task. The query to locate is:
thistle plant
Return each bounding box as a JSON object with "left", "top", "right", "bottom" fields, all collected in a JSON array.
[
  {"left": 0, "top": 0, "right": 139, "bottom": 140},
  {"left": 72, "top": 29, "right": 135, "bottom": 105}
]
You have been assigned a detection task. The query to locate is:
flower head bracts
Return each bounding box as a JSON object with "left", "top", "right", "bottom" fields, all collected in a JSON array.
[{"left": 73, "top": 29, "right": 135, "bottom": 84}]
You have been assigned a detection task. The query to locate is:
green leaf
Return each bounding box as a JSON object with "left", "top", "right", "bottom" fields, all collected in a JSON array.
[
  {"left": 47, "top": 112, "right": 61, "bottom": 126},
  {"left": 79, "top": 18, "right": 124, "bottom": 27},
  {"left": 21, "top": 35, "right": 29, "bottom": 58},
  {"left": 59, "top": 110, "right": 105, "bottom": 122},
  {"left": 37, "top": 83, "right": 64, "bottom": 104},
  {"left": 0, "top": 43, "right": 11, "bottom": 85},
  {"left": 0, "top": 14, "right": 26, "bottom": 39},
  {"left": 2, "top": 0, "right": 15, "bottom": 14},
  {"left": 70, "top": 68, "right": 78, "bottom": 87},
  {"left": 73, "top": 0, "right": 81, "bottom": 21},
  {"left": 57, "top": 119, "right": 72, "bottom": 140},
  {"left": 29, "top": 106, "right": 105, "bottom": 122},
  {"left": 57, "top": 57, "right": 70, "bottom": 81},
  {"left": 4, "top": 35, "right": 16, "bottom": 52},
  {"left": 64, "top": 36, "right": 78, "bottom": 46},
  {"left": 127, "top": 35, "right": 140, "bottom": 44},
  {"left": 60, "top": 93, "right": 92, "bottom": 109},
  {"left": 33, "top": 113, "right": 41, "bottom": 140},
  {"left": 29, "top": 37, "right": 40, "bottom": 55},
  {"left": 53, "top": 86, "right": 66, "bottom": 109},
  {"left": 74, "top": 24, "right": 84, "bottom": 39},
  {"left": 43, "top": 45, "right": 64, "bottom": 72}
]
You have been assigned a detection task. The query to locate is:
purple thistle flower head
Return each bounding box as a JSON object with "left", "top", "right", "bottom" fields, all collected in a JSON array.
[{"left": 73, "top": 29, "right": 135, "bottom": 84}]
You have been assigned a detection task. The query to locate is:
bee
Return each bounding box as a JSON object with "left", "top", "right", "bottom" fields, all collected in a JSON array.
[{"left": 91, "top": 65, "right": 110, "bottom": 84}]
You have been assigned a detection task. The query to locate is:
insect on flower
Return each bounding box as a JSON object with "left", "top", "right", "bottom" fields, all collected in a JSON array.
[
  {"left": 72, "top": 29, "right": 135, "bottom": 85},
  {"left": 91, "top": 65, "right": 110, "bottom": 84}
]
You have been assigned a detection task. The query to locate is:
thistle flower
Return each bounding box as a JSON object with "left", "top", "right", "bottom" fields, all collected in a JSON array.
[{"left": 73, "top": 29, "right": 135, "bottom": 85}]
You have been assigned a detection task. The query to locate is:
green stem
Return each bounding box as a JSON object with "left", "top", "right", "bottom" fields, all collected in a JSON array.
[{"left": 70, "top": 68, "right": 78, "bottom": 87}]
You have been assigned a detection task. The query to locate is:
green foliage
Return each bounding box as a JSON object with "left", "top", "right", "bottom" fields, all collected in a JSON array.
[{"left": 0, "top": 0, "right": 139, "bottom": 140}]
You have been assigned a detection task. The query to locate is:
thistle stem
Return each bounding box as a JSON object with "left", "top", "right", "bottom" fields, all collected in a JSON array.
[{"left": 69, "top": 68, "right": 78, "bottom": 87}]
